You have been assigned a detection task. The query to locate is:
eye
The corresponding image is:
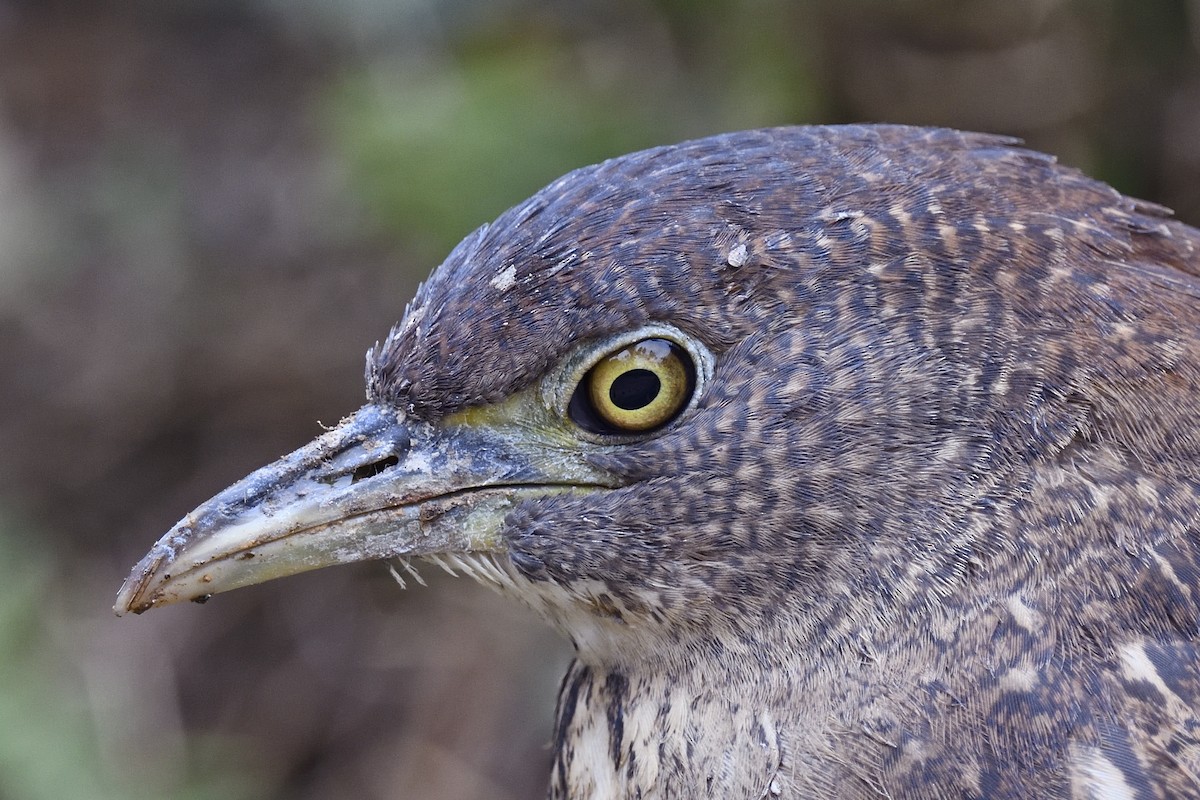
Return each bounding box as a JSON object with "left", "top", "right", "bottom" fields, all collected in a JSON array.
[{"left": 568, "top": 338, "right": 696, "bottom": 435}]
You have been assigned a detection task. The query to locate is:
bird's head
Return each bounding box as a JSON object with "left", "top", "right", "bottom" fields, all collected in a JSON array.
[{"left": 117, "top": 126, "right": 1180, "bottom": 668}]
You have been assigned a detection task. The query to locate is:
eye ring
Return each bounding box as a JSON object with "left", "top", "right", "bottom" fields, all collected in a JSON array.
[{"left": 568, "top": 338, "right": 696, "bottom": 435}]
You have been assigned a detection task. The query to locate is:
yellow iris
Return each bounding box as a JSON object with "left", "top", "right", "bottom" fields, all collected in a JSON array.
[{"left": 586, "top": 338, "right": 691, "bottom": 432}]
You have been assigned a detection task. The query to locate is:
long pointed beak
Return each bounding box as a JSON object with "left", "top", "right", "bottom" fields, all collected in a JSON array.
[{"left": 115, "top": 403, "right": 613, "bottom": 615}]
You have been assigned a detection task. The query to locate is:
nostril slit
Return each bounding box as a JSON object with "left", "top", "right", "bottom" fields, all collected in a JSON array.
[{"left": 351, "top": 455, "right": 400, "bottom": 483}]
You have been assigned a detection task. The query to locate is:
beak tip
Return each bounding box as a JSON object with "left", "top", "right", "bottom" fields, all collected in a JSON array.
[
  {"left": 112, "top": 584, "right": 143, "bottom": 616},
  {"left": 113, "top": 552, "right": 168, "bottom": 617},
  {"left": 113, "top": 595, "right": 153, "bottom": 616}
]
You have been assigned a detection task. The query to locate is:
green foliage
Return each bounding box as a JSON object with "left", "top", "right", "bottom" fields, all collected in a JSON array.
[
  {"left": 0, "top": 517, "right": 261, "bottom": 800},
  {"left": 327, "top": 41, "right": 675, "bottom": 259},
  {"left": 322, "top": 3, "right": 826, "bottom": 262}
]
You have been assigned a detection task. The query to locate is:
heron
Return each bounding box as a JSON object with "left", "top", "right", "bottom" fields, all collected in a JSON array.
[{"left": 118, "top": 125, "right": 1200, "bottom": 798}]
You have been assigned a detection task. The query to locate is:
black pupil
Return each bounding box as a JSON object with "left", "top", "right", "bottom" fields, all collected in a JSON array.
[{"left": 609, "top": 369, "right": 661, "bottom": 410}]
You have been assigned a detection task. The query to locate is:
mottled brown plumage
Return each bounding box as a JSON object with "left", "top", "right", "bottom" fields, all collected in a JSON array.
[{"left": 119, "top": 126, "right": 1200, "bottom": 798}]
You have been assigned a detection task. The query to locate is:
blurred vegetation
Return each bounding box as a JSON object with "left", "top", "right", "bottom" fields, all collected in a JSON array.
[
  {"left": 328, "top": 44, "right": 667, "bottom": 256},
  {"left": 0, "top": 514, "right": 261, "bottom": 800},
  {"left": 0, "top": 0, "right": 1197, "bottom": 797},
  {"left": 324, "top": 3, "right": 824, "bottom": 257}
]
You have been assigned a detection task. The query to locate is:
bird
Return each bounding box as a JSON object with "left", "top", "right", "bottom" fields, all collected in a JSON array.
[{"left": 116, "top": 125, "right": 1200, "bottom": 799}]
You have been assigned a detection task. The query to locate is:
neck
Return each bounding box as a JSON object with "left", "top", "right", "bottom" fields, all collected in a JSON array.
[
  {"left": 498, "top": 556, "right": 962, "bottom": 797},
  {"left": 541, "top": 589, "right": 996, "bottom": 800},
  {"left": 548, "top": 657, "right": 795, "bottom": 800}
]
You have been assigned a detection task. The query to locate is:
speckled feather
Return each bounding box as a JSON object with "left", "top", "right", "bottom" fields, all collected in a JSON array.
[{"left": 369, "top": 126, "right": 1200, "bottom": 798}]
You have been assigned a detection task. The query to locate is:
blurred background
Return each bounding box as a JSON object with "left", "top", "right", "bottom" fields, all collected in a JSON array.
[{"left": 1, "top": 0, "right": 1198, "bottom": 797}]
